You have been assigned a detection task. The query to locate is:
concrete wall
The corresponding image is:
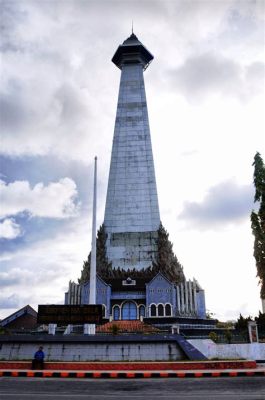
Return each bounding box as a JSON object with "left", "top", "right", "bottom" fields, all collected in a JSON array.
[
  {"left": 0, "top": 342, "right": 185, "bottom": 362},
  {"left": 189, "top": 339, "right": 265, "bottom": 360}
]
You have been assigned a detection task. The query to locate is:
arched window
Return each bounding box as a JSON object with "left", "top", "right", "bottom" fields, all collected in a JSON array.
[
  {"left": 165, "top": 304, "right": 172, "bottom": 316},
  {"left": 158, "top": 304, "right": 164, "bottom": 317},
  {"left": 121, "top": 301, "right": 137, "bottom": 320},
  {"left": 150, "top": 304, "right": 156, "bottom": 317},
  {"left": 113, "top": 306, "right": 120, "bottom": 320},
  {"left": 139, "top": 305, "right": 145, "bottom": 318}
]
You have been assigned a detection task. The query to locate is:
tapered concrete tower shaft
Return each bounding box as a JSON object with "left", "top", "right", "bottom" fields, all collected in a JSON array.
[{"left": 104, "top": 34, "right": 160, "bottom": 270}]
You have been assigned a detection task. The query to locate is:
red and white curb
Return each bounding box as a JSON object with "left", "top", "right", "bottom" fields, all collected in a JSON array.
[{"left": 0, "top": 370, "right": 264, "bottom": 379}]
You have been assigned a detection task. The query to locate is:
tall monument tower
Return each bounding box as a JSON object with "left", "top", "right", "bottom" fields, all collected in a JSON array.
[
  {"left": 104, "top": 33, "right": 160, "bottom": 270},
  {"left": 67, "top": 33, "right": 207, "bottom": 322}
]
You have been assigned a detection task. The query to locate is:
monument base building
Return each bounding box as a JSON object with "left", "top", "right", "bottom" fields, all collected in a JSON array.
[
  {"left": 66, "top": 272, "right": 206, "bottom": 322},
  {"left": 65, "top": 33, "right": 207, "bottom": 326}
]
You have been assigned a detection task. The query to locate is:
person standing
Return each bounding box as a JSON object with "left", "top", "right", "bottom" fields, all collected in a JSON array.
[{"left": 32, "top": 346, "right": 45, "bottom": 369}]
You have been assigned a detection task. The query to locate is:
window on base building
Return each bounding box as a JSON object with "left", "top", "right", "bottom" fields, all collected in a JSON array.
[
  {"left": 158, "top": 304, "right": 164, "bottom": 317},
  {"left": 113, "top": 306, "right": 120, "bottom": 320},
  {"left": 139, "top": 305, "right": 145, "bottom": 318},
  {"left": 150, "top": 304, "right": 156, "bottom": 317},
  {"left": 165, "top": 304, "right": 172, "bottom": 316}
]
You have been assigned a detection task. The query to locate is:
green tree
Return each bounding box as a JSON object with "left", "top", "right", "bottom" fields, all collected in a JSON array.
[
  {"left": 208, "top": 331, "right": 218, "bottom": 342},
  {"left": 251, "top": 152, "right": 265, "bottom": 298},
  {"left": 152, "top": 223, "right": 185, "bottom": 284},
  {"left": 234, "top": 314, "right": 252, "bottom": 332},
  {"left": 79, "top": 224, "right": 112, "bottom": 283},
  {"left": 79, "top": 222, "right": 186, "bottom": 284},
  {"left": 110, "top": 323, "right": 120, "bottom": 335},
  {"left": 224, "top": 329, "right": 232, "bottom": 344},
  {"left": 255, "top": 311, "right": 265, "bottom": 330}
]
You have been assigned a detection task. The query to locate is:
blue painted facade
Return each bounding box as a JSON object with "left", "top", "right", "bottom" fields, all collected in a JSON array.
[
  {"left": 146, "top": 274, "right": 176, "bottom": 317},
  {"left": 196, "top": 289, "right": 206, "bottom": 319},
  {"left": 81, "top": 276, "right": 111, "bottom": 318},
  {"left": 79, "top": 272, "right": 206, "bottom": 321}
]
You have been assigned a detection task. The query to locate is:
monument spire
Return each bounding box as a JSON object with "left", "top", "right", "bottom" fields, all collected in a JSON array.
[{"left": 104, "top": 34, "right": 160, "bottom": 270}]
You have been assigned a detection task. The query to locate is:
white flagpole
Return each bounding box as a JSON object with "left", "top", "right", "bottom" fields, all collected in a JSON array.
[
  {"left": 89, "top": 156, "right": 97, "bottom": 305},
  {"left": 85, "top": 156, "right": 97, "bottom": 335}
]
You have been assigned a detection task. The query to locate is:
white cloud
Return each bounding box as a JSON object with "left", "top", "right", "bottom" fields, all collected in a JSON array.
[
  {"left": 0, "top": 294, "right": 20, "bottom": 310},
  {"left": 0, "top": 218, "right": 22, "bottom": 239},
  {"left": 168, "top": 52, "right": 265, "bottom": 101},
  {"left": 0, "top": 216, "right": 90, "bottom": 318},
  {"left": 179, "top": 179, "right": 254, "bottom": 229},
  {"left": 0, "top": 178, "right": 79, "bottom": 219},
  {"left": 168, "top": 222, "right": 261, "bottom": 321},
  {"left": 1, "top": 0, "right": 264, "bottom": 161}
]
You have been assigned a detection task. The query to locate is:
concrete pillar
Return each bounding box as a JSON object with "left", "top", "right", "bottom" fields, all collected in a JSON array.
[
  {"left": 48, "top": 324, "right": 57, "bottom": 335},
  {"left": 64, "top": 324, "right": 72, "bottom": 335},
  {"left": 193, "top": 279, "right": 197, "bottom": 314},
  {"left": 248, "top": 321, "right": 259, "bottom": 343},
  {"left": 188, "top": 280, "right": 193, "bottom": 314},
  {"left": 171, "top": 324, "right": 180, "bottom": 334},
  {"left": 180, "top": 283, "right": 185, "bottom": 314},
  {"left": 176, "top": 286, "right": 180, "bottom": 315},
  {"left": 185, "top": 281, "right": 189, "bottom": 314},
  {"left": 84, "top": 324, "right": 96, "bottom": 335}
]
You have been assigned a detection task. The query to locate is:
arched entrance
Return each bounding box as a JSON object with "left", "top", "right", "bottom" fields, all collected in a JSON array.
[{"left": 121, "top": 301, "right": 137, "bottom": 320}]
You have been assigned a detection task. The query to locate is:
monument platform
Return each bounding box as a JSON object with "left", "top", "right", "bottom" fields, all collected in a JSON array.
[{"left": 0, "top": 333, "right": 206, "bottom": 362}]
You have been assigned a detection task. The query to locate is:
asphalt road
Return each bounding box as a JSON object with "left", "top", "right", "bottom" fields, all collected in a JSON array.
[{"left": 0, "top": 377, "right": 264, "bottom": 400}]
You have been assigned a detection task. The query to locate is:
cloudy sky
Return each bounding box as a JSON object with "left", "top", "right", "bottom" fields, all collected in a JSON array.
[{"left": 0, "top": 0, "right": 264, "bottom": 321}]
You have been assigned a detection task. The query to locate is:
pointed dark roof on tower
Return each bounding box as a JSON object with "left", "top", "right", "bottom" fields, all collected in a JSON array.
[
  {"left": 123, "top": 32, "right": 140, "bottom": 45},
  {"left": 112, "top": 33, "right": 154, "bottom": 70}
]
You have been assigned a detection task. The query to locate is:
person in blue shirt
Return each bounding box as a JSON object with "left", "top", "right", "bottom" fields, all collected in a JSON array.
[{"left": 32, "top": 346, "right": 45, "bottom": 369}]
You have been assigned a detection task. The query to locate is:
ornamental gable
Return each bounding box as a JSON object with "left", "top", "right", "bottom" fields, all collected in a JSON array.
[
  {"left": 147, "top": 272, "right": 173, "bottom": 289},
  {"left": 146, "top": 272, "right": 175, "bottom": 305},
  {"left": 82, "top": 275, "right": 110, "bottom": 305}
]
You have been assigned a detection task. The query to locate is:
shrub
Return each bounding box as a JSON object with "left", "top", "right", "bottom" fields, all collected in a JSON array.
[
  {"left": 209, "top": 332, "right": 218, "bottom": 343},
  {"left": 111, "top": 324, "right": 120, "bottom": 335}
]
